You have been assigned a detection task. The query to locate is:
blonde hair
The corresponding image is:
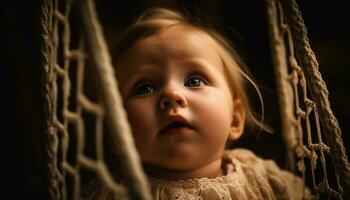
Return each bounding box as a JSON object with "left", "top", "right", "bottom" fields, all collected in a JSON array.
[{"left": 112, "top": 8, "right": 270, "bottom": 132}]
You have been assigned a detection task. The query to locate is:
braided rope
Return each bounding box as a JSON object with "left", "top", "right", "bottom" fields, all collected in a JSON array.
[
  {"left": 264, "top": 0, "right": 298, "bottom": 171},
  {"left": 42, "top": 0, "right": 152, "bottom": 198},
  {"left": 265, "top": 0, "right": 348, "bottom": 198},
  {"left": 41, "top": 0, "right": 60, "bottom": 198},
  {"left": 280, "top": 0, "right": 350, "bottom": 198},
  {"left": 79, "top": 0, "right": 151, "bottom": 199}
]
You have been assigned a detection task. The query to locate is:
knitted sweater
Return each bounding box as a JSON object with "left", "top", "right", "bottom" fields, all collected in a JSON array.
[{"left": 82, "top": 149, "right": 313, "bottom": 200}]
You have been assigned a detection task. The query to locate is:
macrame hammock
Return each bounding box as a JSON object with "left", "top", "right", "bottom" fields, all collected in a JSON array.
[{"left": 41, "top": 0, "right": 350, "bottom": 199}]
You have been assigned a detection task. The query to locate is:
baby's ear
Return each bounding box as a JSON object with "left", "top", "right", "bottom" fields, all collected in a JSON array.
[{"left": 228, "top": 99, "right": 246, "bottom": 140}]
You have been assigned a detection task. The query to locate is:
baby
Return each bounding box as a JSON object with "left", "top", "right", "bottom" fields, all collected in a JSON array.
[{"left": 84, "top": 7, "right": 312, "bottom": 200}]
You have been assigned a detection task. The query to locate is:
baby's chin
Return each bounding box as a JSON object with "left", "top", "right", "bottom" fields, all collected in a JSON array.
[
  {"left": 139, "top": 141, "right": 199, "bottom": 163},
  {"left": 142, "top": 157, "right": 200, "bottom": 172},
  {"left": 142, "top": 158, "right": 223, "bottom": 180},
  {"left": 141, "top": 156, "right": 216, "bottom": 179},
  {"left": 143, "top": 154, "right": 199, "bottom": 168}
]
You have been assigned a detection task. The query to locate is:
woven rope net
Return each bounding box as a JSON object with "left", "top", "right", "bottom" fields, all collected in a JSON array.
[
  {"left": 266, "top": 0, "right": 350, "bottom": 199},
  {"left": 41, "top": 0, "right": 151, "bottom": 199},
  {"left": 40, "top": 0, "right": 349, "bottom": 199}
]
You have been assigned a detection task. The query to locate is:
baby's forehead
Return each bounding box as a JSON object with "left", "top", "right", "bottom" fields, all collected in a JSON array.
[
  {"left": 123, "top": 25, "right": 222, "bottom": 63},
  {"left": 115, "top": 25, "right": 228, "bottom": 80},
  {"left": 141, "top": 25, "right": 217, "bottom": 48}
]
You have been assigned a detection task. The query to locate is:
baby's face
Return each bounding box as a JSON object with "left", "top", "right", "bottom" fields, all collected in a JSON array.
[{"left": 116, "top": 26, "right": 239, "bottom": 175}]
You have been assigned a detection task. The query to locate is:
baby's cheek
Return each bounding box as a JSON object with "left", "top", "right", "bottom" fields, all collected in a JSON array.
[
  {"left": 125, "top": 103, "right": 155, "bottom": 136},
  {"left": 127, "top": 109, "right": 145, "bottom": 131},
  {"left": 206, "top": 106, "right": 231, "bottom": 133},
  {"left": 197, "top": 94, "right": 233, "bottom": 140}
]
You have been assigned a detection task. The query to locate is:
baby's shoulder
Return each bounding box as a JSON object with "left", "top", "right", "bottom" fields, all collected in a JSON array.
[
  {"left": 224, "top": 148, "right": 294, "bottom": 180},
  {"left": 224, "top": 148, "right": 269, "bottom": 172},
  {"left": 224, "top": 148, "right": 313, "bottom": 199}
]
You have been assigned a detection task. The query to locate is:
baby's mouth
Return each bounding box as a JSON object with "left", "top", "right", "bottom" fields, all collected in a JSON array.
[{"left": 159, "top": 121, "right": 193, "bottom": 135}]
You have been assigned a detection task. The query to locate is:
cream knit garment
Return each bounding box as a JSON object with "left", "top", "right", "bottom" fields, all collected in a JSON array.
[
  {"left": 149, "top": 149, "right": 312, "bottom": 200},
  {"left": 82, "top": 149, "right": 313, "bottom": 200}
]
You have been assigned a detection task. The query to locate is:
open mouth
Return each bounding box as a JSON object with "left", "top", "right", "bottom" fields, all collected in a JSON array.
[
  {"left": 159, "top": 121, "right": 193, "bottom": 135},
  {"left": 168, "top": 121, "right": 190, "bottom": 129}
]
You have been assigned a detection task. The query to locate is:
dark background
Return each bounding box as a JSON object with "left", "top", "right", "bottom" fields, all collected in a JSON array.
[{"left": 1, "top": 0, "right": 349, "bottom": 199}]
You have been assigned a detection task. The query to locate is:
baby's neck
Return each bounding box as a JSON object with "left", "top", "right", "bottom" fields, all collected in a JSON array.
[{"left": 144, "top": 159, "right": 223, "bottom": 180}]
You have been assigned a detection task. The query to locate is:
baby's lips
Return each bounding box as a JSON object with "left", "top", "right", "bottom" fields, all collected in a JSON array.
[{"left": 159, "top": 114, "right": 193, "bottom": 134}]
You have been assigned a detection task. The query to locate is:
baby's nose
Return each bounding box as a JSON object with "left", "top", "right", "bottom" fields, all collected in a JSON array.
[{"left": 159, "top": 88, "right": 188, "bottom": 110}]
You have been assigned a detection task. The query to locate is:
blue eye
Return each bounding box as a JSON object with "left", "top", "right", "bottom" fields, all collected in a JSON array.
[
  {"left": 132, "top": 81, "right": 156, "bottom": 96},
  {"left": 185, "top": 76, "right": 206, "bottom": 87}
]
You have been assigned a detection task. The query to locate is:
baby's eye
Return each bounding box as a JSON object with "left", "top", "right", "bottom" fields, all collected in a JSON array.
[
  {"left": 184, "top": 76, "right": 207, "bottom": 87},
  {"left": 132, "top": 81, "right": 157, "bottom": 96}
]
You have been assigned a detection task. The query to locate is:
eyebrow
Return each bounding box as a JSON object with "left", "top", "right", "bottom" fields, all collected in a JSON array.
[
  {"left": 182, "top": 58, "right": 222, "bottom": 75},
  {"left": 118, "top": 65, "right": 160, "bottom": 92}
]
